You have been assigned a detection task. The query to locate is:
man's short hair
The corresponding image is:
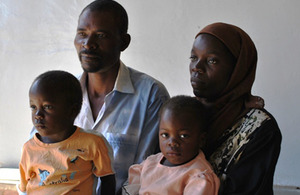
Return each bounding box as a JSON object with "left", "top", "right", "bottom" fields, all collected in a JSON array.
[{"left": 81, "top": 0, "right": 128, "bottom": 34}]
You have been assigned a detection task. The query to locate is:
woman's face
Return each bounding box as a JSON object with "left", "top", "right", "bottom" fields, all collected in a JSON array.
[{"left": 189, "top": 34, "right": 236, "bottom": 101}]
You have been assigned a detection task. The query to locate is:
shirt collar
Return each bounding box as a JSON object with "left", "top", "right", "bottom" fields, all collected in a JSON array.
[{"left": 79, "top": 61, "right": 135, "bottom": 94}]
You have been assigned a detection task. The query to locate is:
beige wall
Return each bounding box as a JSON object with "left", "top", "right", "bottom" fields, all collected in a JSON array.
[{"left": 0, "top": 0, "right": 299, "bottom": 187}]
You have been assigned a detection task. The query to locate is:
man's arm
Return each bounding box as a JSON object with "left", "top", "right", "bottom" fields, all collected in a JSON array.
[{"left": 133, "top": 84, "right": 169, "bottom": 163}]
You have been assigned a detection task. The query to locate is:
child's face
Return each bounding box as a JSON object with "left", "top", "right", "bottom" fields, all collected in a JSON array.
[
  {"left": 29, "top": 81, "right": 74, "bottom": 140},
  {"left": 159, "top": 108, "right": 203, "bottom": 166}
]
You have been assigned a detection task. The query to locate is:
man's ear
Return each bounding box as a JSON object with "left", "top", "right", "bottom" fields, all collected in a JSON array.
[{"left": 120, "top": 33, "right": 131, "bottom": 51}]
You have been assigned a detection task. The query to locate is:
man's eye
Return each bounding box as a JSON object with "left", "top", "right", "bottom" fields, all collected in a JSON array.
[
  {"left": 77, "top": 32, "right": 86, "bottom": 37},
  {"left": 97, "top": 33, "right": 107, "bottom": 38},
  {"left": 30, "top": 105, "right": 36, "bottom": 111}
]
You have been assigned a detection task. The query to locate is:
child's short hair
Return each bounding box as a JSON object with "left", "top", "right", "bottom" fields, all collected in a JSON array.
[
  {"left": 160, "top": 95, "right": 208, "bottom": 132},
  {"left": 32, "top": 70, "right": 82, "bottom": 115}
]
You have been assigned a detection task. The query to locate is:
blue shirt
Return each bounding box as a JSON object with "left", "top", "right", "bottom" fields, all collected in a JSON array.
[{"left": 74, "top": 62, "right": 170, "bottom": 192}]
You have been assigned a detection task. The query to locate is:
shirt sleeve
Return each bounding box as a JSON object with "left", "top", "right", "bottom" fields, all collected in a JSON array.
[
  {"left": 221, "top": 117, "right": 282, "bottom": 195},
  {"left": 184, "top": 171, "right": 219, "bottom": 195},
  {"left": 128, "top": 162, "right": 145, "bottom": 185},
  {"left": 92, "top": 135, "right": 115, "bottom": 177},
  {"left": 18, "top": 147, "right": 28, "bottom": 193},
  {"left": 123, "top": 163, "right": 144, "bottom": 195},
  {"left": 133, "top": 83, "right": 170, "bottom": 163}
]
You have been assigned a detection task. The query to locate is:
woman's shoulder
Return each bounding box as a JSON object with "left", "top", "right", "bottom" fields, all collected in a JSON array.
[
  {"left": 242, "top": 108, "right": 281, "bottom": 135},
  {"left": 231, "top": 108, "right": 280, "bottom": 135}
]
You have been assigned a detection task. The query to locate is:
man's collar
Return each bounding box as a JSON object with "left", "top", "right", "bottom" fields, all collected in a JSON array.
[
  {"left": 114, "top": 61, "right": 135, "bottom": 94},
  {"left": 79, "top": 61, "right": 135, "bottom": 94}
]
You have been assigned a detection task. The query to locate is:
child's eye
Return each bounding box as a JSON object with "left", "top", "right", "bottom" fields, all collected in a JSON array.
[
  {"left": 30, "top": 105, "right": 36, "bottom": 111},
  {"left": 160, "top": 133, "right": 168, "bottom": 138},
  {"left": 180, "top": 134, "right": 189, "bottom": 139},
  {"left": 43, "top": 105, "right": 53, "bottom": 110}
]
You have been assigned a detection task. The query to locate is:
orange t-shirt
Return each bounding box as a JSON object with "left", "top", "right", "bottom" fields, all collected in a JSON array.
[{"left": 19, "top": 128, "right": 114, "bottom": 194}]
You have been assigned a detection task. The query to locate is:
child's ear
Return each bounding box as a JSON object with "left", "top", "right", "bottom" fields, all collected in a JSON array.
[
  {"left": 70, "top": 103, "right": 81, "bottom": 119},
  {"left": 198, "top": 132, "right": 207, "bottom": 149}
]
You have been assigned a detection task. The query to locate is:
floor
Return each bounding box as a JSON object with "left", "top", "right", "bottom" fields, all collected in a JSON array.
[
  {"left": 0, "top": 169, "right": 299, "bottom": 195},
  {"left": 0, "top": 183, "right": 299, "bottom": 195},
  {"left": 0, "top": 183, "right": 17, "bottom": 195}
]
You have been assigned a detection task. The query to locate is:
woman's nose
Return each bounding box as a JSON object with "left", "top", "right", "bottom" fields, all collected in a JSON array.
[{"left": 191, "top": 60, "right": 205, "bottom": 74}]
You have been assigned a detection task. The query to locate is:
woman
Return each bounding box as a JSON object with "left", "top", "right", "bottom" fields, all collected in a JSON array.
[{"left": 189, "top": 22, "right": 282, "bottom": 194}]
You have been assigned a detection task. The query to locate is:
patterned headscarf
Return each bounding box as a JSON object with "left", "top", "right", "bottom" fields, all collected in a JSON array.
[{"left": 195, "top": 22, "right": 264, "bottom": 151}]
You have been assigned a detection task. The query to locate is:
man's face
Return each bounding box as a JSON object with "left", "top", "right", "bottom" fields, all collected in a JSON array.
[{"left": 74, "top": 9, "right": 123, "bottom": 73}]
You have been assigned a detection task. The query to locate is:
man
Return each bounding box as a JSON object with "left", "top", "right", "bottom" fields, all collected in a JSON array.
[{"left": 73, "top": 0, "right": 170, "bottom": 193}]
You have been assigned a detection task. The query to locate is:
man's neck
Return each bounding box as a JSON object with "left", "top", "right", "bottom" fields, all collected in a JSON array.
[{"left": 86, "top": 64, "right": 120, "bottom": 121}]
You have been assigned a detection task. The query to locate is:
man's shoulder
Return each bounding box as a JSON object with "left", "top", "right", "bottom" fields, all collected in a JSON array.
[
  {"left": 78, "top": 128, "right": 106, "bottom": 140},
  {"left": 127, "top": 66, "right": 168, "bottom": 92}
]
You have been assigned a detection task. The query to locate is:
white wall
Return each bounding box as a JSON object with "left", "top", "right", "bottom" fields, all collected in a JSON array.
[{"left": 0, "top": 0, "right": 299, "bottom": 187}]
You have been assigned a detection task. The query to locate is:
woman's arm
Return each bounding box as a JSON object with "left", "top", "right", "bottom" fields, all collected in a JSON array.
[{"left": 222, "top": 117, "right": 282, "bottom": 195}]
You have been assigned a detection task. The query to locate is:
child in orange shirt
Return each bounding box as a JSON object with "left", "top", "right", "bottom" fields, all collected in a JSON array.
[
  {"left": 18, "top": 70, "right": 115, "bottom": 195},
  {"left": 123, "top": 95, "right": 219, "bottom": 195}
]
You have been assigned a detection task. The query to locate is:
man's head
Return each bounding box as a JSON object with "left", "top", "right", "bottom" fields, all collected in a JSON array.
[
  {"left": 29, "top": 70, "right": 82, "bottom": 139},
  {"left": 74, "top": 0, "right": 131, "bottom": 73},
  {"left": 81, "top": 0, "right": 129, "bottom": 35}
]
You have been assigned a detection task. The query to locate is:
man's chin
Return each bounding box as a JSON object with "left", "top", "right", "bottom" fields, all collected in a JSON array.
[{"left": 81, "top": 63, "right": 101, "bottom": 73}]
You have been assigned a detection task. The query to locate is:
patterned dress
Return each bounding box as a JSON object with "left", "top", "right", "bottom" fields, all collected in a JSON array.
[{"left": 208, "top": 109, "right": 282, "bottom": 194}]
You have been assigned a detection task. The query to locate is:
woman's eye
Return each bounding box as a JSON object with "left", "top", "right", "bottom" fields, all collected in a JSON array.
[
  {"left": 43, "top": 105, "right": 53, "bottom": 110},
  {"left": 189, "top": 56, "right": 197, "bottom": 62},
  {"left": 207, "top": 58, "right": 217, "bottom": 65}
]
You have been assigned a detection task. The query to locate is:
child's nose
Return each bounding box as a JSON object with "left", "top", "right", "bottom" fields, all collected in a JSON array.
[
  {"left": 34, "top": 110, "right": 44, "bottom": 119},
  {"left": 168, "top": 138, "right": 179, "bottom": 147}
]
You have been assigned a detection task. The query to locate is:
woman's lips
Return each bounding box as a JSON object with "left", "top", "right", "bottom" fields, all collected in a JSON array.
[{"left": 191, "top": 77, "right": 206, "bottom": 88}]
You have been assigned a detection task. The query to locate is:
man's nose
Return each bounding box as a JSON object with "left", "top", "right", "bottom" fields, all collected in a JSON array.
[{"left": 83, "top": 35, "right": 98, "bottom": 50}]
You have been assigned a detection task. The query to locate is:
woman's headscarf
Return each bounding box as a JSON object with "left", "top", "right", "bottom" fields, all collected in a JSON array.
[{"left": 195, "top": 22, "right": 264, "bottom": 152}]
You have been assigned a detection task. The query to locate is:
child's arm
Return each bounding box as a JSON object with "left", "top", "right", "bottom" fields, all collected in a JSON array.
[
  {"left": 18, "top": 150, "right": 28, "bottom": 195},
  {"left": 100, "top": 174, "right": 115, "bottom": 195},
  {"left": 16, "top": 184, "right": 27, "bottom": 195},
  {"left": 183, "top": 171, "right": 220, "bottom": 195}
]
